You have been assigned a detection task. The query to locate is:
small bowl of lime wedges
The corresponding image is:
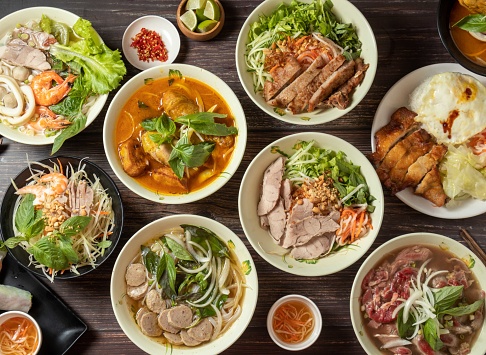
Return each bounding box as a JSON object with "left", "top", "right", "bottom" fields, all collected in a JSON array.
[{"left": 177, "top": 0, "right": 224, "bottom": 41}]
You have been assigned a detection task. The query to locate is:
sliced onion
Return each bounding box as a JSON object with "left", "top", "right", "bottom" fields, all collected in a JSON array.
[
  {"left": 381, "top": 339, "right": 413, "bottom": 349},
  {"left": 403, "top": 290, "right": 422, "bottom": 323},
  {"left": 416, "top": 259, "right": 431, "bottom": 290}
]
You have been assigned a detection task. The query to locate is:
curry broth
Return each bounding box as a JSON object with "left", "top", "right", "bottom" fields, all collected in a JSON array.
[
  {"left": 115, "top": 77, "right": 236, "bottom": 195},
  {"left": 450, "top": 2, "right": 486, "bottom": 66}
]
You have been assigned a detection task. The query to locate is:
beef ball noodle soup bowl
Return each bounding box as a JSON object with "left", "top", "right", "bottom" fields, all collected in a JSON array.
[
  {"left": 350, "top": 233, "right": 486, "bottom": 355},
  {"left": 110, "top": 214, "right": 258, "bottom": 354},
  {"left": 103, "top": 64, "right": 247, "bottom": 204}
]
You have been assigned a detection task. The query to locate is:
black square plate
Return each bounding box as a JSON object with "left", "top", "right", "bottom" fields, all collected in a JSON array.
[{"left": 0, "top": 254, "right": 87, "bottom": 354}]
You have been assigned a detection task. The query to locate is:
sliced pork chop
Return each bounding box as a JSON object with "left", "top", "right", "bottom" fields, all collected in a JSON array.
[
  {"left": 402, "top": 144, "right": 447, "bottom": 189},
  {"left": 369, "top": 107, "right": 419, "bottom": 166},
  {"left": 290, "top": 233, "right": 336, "bottom": 260},
  {"left": 414, "top": 166, "right": 447, "bottom": 207},
  {"left": 257, "top": 156, "right": 286, "bottom": 216},
  {"left": 263, "top": 56, "right": 303, "bottom": 101}
]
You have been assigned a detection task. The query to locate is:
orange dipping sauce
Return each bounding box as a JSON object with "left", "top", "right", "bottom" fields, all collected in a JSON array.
[
  {"left": 449, "top": 1, "right": 486, "bottom": 66},
  {"left": 272, "top": 300, "right": 315, "bottom": 344},
  {"left": 0, "top": 316, "right": 40, "bottom": 355}
]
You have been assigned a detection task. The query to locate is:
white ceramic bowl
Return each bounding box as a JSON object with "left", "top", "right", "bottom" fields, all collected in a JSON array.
[
  {"left": 0, "top": 311, "right": 42, "bottom": 355},
  {"left": 110, "top": 214, "right": 258, "bottom": 354},
  {"left": 103, "top": 63, "right": 247, "bottom": 204},
  {"left": 122, "top": 15, "right": 180, "bottom": 70},
  {"left": 238, "top": 132, "right": 384, "bottom": 276},
  {"left": 267, "top": 294, "right": 322, "bottom": 351},
  {"left": 350, "top": 232, "right": 486, "bottom": 355},
  {"left": 0, "top": 7, "right": 108, "bottom": 145},
  {"left": 235, "top": 0, "right": 377, "bottom": 125}
]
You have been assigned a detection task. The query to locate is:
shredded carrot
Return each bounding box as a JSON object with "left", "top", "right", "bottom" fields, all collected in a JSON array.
[{"left": 337, "top": 207, "right": 371, "bottom": 244}]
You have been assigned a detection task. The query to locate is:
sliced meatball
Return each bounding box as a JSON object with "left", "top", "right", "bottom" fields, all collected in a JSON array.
[
  {"left": 127, "top": 281, "right": 148, "bottom": 300},
  {"left": 180, "top": 329, "right": 202, "bottom": 347},
  {"left": 168, "top": 304, "right": 193, "bottom": 329},
  {"left": 146, "top": 289, "right": 166, "bottom": 314},
  {"left": 163, "top": 332, "right": 184, "bottom": 346},
  {"left": 118, "top": 138, "right": 149, "bottom": 177},
  {"left": 125, "top": 263, "right": 147, "bottom": 287},
  {"left": 158, "top": 309, "right": 181, "bottom": 334},
  {"left": 136, "top": 306, "right": 150, "bottom": 325},
  {"left": 187, "top": 318, "right": 213, "bottom": 342},
  {"left": 139, "top": 312, "right": 163, "bottom": 337}
]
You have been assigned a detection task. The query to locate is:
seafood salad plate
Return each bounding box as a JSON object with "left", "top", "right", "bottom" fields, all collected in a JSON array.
[
  {"left": 371, "top": 63, "right": 486, "bottom": 219},
  {"left": 0, "top": 7, "right": 126, "bottom": 152},
  {"left": 236, "top": 0, "right": 377, "bottom": 125}
]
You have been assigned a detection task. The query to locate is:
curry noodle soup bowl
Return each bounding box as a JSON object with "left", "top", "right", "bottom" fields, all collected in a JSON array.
[
  {"left": 0, "top": 7, "right": 108, "bottom": 145},
  {"left": 110, "top": 214, "right": 258, "bottom": 354},
  {"left": 238, "top": 132, "right": 384, "bottom": 276},
  {"left": 235, "top": 0, "right": 377, "bottom": 125},
  {"left": 350, "top": 233, "right": 486, "bottom": 355},
  {"left": 103, "top": 64, "right": 247, "bottom": 204}
]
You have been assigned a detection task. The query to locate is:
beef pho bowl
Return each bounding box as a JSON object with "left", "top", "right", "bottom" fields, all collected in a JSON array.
[
  {"left": 238, "top": 132, "right": 384, "bottom": 276},
  {"left": 110, "top": 214, "right": 258, "bottom": 354},
  {"left": 350, "top": 233, "right": 486, "bottom": 355},
  {"left": 103, "top": 64, "right": 247, "bottom": 204}
]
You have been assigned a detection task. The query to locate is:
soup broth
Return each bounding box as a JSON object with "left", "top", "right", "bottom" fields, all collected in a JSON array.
[
  {"left": 450, "top": 1, "right": 486, "bottom": 66},
  {"left": 115, "top": 76, "right": 236, "bottom": 195},
  {"left": 360, "top": 244, "right": 484, "bottom": 355}
]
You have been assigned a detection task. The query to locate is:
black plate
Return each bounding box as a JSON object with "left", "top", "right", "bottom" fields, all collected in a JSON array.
[
  {"left": 0, "top": 253, "right": 87, "bottom": 354},
  {"left": 0, "top": 156, "right": 124, "bottom": 279}
]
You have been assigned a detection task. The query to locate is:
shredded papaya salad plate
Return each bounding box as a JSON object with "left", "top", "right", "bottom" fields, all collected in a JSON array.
[
  {"left": 235, "top": 0, "right": 377, "bottom": 125},
  {"left": 0, "top": 7, "right": 126, "bottom": 152}
]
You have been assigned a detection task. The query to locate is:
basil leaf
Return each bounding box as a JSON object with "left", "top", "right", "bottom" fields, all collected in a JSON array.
[
  {"left": 423, "top": 318, "right": 443, "bottom": 351},
  {"left": 155, "top": 114, "right": 176, "bottom": 143},
  {"left": 25, "top": 217, "right": 45, "bottom": 240},
  {"left": 52, "top": 113, "right": 87, "bottom": 154},
  {"left": 27, "top": 237, "right": 68, "bottom": 270},
  {"left": 433, "top": 285, "right": 463, "bottom": 313},
  {"left": 165, "top": 253, "right": 176, "bottom": 294},
  {"left": 165, "top": 236, "right": 194, "bottom": 261},
  {"left": 195, "top": 306, "right": 216, "bottom": 319},
  {"left": 142, "top": 246, "right": 160, "bottom": 276},
  {"left": 173, "top": 142, "right": 215, "bottom": 168},
  {"left": 175, "top": 112, "right": 237, "bottom": 136},
  {"left": 141, "top": 117, "right": 157, "bottom": 131},
  {"left": 439, "top": 299, "right": 484, "bottom": 317},
  {"left": 397, "top": 307, "right": 415, "bottom": 338},
  {"left": 454, "top": 14, "right": 486, "bottom": 32},
  {"left": 60, "top": 216, "right": 92, "bottom": 237},
  {"left": 15, "top": 194, "right": 36, "bottom": 233},
  {"left": 59, "top": 234, "right": 79, "bottom": 264},
  {"left": 4, "top": 236, "right": 27, "bottom": 248},
  {"left": 168, "top": 153, "right": 186, "bottom": 179},
  {"left": 156, "top": 253, "right": 166, "bottom": 283},
  {"left": 178, "top": 274, "right": 195, "bottom": 295},
  {"left": 181, "top": 224, "right": 230, "bottom": 258}
]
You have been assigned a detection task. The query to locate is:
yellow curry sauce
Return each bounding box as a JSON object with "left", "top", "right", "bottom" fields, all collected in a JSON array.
[{"left": 115, "top": 76, "right": 236, "bottom": 195}]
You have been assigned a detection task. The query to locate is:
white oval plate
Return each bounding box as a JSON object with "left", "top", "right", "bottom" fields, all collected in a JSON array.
[
  {"left": 111, "top": 214, "right": 258, "bottom": 355},
  {"left": 122, "top": 15, "right": 180, "bottom": 70},
  {"left": 235, "top": 0, "right": 377, "bottom": 125},
  {"left": 371, "top": 63, "right": 486, "bottom": 219},
  {"left": 350, "top": 232, "right": 486, "bottom": 355},
  {"left": 238, "top": 132, "right": 384, "bottom": 276},
  {"left": 0, "top": 7, "right": 108, "bottom": 145}
]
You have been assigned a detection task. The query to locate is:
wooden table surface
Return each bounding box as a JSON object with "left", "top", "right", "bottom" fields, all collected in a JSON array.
[{"left": 1, "top": 0, "right": 485, "bottom": 354}]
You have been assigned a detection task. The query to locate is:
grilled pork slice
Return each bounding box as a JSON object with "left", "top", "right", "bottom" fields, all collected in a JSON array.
[
  {"left": 369, "top": 107, "right": 419, "bottom": 166},
  {"left": 263, "top": 56, "right": 303, "bottom": 101},
  {"left": 414, "top": 166, "right": 447, "bottom": 207},
  {"left": 307, "top": 59, "right": 356, "bottom": 112},
  {"left": 385, "top": 131, "right": 435, "bottom": 192},
  {"left": 268, "top": 54, "right": 326, "bottom": 108},
  {"left": 286, "top": 54, "right": 346, "bottom": 114},
  {"left": 323, "top": 58, "right": 370, "bottom": 110},
  {"left": 376, "top": 129, "right": 430, "bottom": 185},
  {"left": 402, "top": 145, "right": 448, "bottom": 189}
]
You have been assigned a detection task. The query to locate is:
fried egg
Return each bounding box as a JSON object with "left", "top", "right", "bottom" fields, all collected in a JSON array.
[{"left": 409, "top": 72, "right": 486, "bottom": 145}]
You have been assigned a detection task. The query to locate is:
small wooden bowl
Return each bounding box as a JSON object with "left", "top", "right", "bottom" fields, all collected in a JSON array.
[{"left": 176, "top": 0, "right": 225, "bottom": 41}]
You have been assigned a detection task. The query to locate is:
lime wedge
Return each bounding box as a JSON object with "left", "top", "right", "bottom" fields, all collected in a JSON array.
[
  {"left": 186, "top": 0, "right": 207, "bottom": 10},
  {"left": 197, "top": 19, "right": 218, "bottom": 33},
  {"left": 203, "top": 0, "right": 220, "bottom": 21},
  {"left": 180, "top": 10, "right": 198, "bottom": 31},
  {"left": 195, "top": 8, "right": 209, "bottom": 22}
]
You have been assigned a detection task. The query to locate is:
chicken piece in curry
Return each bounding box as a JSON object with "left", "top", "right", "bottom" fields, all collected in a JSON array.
[{"left": 115, "top": 72, "right": 237, "bottom": 195}]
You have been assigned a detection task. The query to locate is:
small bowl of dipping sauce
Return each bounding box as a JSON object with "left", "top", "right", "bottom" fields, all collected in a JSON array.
[
  {"left": 267, "top": 294, "right": 322, "bottom": 351},
  {"left": 0, "top": 311, "right": 42, "bottom": 355}
]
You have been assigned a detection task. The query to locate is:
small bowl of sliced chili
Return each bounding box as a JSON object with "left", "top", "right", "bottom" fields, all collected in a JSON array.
[
  {"left": 267, "top": 294, "right": 322, "bottom": 351},
  {"left": 122, "top": 15, "right": 180, "bottom": 70}
]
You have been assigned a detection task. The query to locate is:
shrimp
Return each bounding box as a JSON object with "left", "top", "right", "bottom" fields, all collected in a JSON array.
[
  {"left": 30, "top": 71, "right": 76, "bottom": 106},
  {"left": 16, "top": 172, "right": 69, "bottom": 205},
  {"left": 28, "top": 106, "right": 72, "bottom": 132}
]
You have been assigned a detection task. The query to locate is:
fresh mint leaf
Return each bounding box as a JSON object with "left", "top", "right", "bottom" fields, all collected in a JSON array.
[
  {"left": 433, "top": 286, "right": 463, "bottom": 313},
  {"left": 59, "top": 234, "right": 79, "bottom": 264},
  {"left": 27, "top": 237, "right": 68, "bottom": 270},
  {"left": 165, "top": 236, "right": 194, "bottom": 261},
  {"left": 52, "top": 113, "right": 87, "bottom": 154},
  {"left": 4, "top": 236, "right": 27, "bottom": 248},
  {"left": 454, "top": 14, "right": 486, "bottom": 32},
  {"left": 15, "top": 194, "right": 36, "bottom": 233},
  {"left": 423, "top": 318, "right": 443, "bottom": 351},
  {"left": 60, "top": 216, "right": 92, "bottom": 237},
  {"left": 439, "top": 299, "right": 484, "bottom": 317},
  {"left": 175, "top": 112, "right": 237, "bottom": 136},
  {"left": 25, "top": 217, "right": 45, "bottom": 240}
]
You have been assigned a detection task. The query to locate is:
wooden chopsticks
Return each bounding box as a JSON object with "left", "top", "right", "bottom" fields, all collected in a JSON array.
[{"left": 460, "top": 228, "right": 486, "bottom": 266}]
